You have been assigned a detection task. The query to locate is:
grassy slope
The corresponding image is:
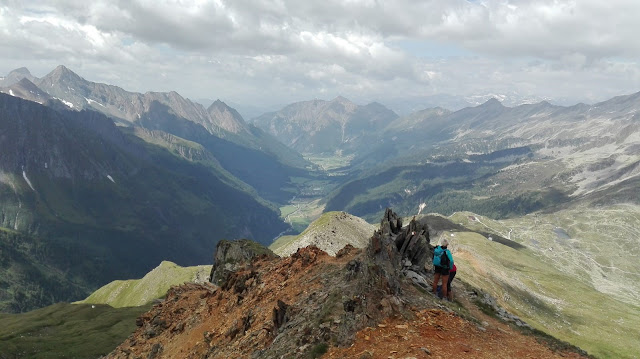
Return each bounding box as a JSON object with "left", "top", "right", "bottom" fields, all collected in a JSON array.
[
  {"left": 270, "top": 211, "right": 375, "bottom": 256},
  {"left": 0, "top": 303, "right": 149, "bottom": 359},
  {"left": 443, "top": 207, "right": 640, "bottom": 359},
  {"left": 78, "top": 261, "right": 212, "bottom": 308},
  {"left": 450, "top": 204, "right": 640, "bottom": 306}
]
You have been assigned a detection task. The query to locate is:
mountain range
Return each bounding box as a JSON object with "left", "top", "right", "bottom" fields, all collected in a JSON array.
[
  {"left": 0, "top": 66, "right": 304, "bottom": 311},
  {"left": 0, "top": 66, "right": 310, "bottom": 203},
  {"left": 319, "top": 93, "right": 640, "bottom": 222},
  {"left": 252, "top": 96, "right": 399, "bottom": 156},
  {"left": 1, "top": 64, "right": 640, "bottom": 358}
]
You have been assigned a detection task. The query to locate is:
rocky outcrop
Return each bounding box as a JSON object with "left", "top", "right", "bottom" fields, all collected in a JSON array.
[
  {"left": 108, "top": 209, "right": 588, "bottom": 359},
  {"left": 208, "top": 239, "right": 277, "bottom": 286},
  {"left": 368, "top": 208, "right": 432, "bottom": 295},
  {"left": 470, "top": 289, "right": 532, "bottom": 329},
  {"left": 108, "top": 209, "right": 438, "bottom": 358}
]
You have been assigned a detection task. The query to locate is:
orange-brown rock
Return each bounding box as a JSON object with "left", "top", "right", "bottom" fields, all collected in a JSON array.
[{"left": 106, "top": 210, "right": 591, "bottom": 359}]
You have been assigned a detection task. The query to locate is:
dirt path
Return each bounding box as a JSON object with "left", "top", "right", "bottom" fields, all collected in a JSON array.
[
  {"left": 326, "top": 278, "right": 586, "bottom": 359},
  {"left": 326, "top": 305, "right": 586, "bottom": 359}
]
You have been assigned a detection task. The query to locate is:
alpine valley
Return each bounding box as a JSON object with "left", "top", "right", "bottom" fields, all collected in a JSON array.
[{"left": 1, "top": 65, "right": 639, "bottom": 359}]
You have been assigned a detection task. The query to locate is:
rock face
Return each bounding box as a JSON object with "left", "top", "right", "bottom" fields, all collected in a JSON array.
[
  {"left": 369, "top": 208, "right": 432, "bottom": 293},
  {"left": 208, "top": 239, "right": 277, "bottom": 286},
  {"left": 207, "top": 100, "right": 251, "bottom": 135}
]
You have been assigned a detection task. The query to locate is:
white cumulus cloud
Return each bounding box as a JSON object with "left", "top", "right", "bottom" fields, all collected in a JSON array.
[{"left": 0, "top": 0, "right": 639, "bottom": 111}]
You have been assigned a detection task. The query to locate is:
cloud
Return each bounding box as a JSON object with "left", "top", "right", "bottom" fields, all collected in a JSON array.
[{"left": 0, "top": 0, "right": 639, "bottom": 110}]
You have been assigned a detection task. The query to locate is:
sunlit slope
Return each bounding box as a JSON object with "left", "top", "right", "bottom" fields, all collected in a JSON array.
[
  {"left": 0, "top": 303, "right": 149, "bottom": 359},
  {"left": 270, "top": 211, "right": 375, "bottom": 256},
  {"left": 78, "top": 261, "right": 211, "bottom": 308},
  {"left": 450, "top": 204, "right": 640, "bottom": 306},
  {"left": 442, "top": 207, "right": 640, "bottom": 359}
]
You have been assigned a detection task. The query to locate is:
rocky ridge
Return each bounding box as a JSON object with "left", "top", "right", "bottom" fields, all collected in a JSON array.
[
  {"left": 0, "top": 66, "right": 309, "bottom": 173},
  {"left": 270, "top": 211, "right": 376, "bottom": 257},
  {"left": 106, "top": 209, "right": 589, "bottom": 359}
]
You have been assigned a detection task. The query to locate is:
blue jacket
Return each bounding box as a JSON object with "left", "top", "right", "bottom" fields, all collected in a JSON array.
[{"left": 433, "top": 246, "right": 454, "bottom": 270}]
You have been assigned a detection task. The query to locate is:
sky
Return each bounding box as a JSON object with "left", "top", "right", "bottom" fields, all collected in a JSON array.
[{"left": 2, "top": 0, "right": 640, "bottom": 113}]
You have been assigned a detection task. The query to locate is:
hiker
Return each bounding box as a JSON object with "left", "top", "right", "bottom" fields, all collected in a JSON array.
[
  {"left": 432, "top": 238, "right": 454, "bottom": 300},
  {"left": 447, "top": 263, "right": 457, "bottom": 300}
]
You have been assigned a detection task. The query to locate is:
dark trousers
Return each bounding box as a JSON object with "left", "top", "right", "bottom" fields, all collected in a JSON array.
[{"left": 447, "top": 271, "right": 456, "bottom": 292}]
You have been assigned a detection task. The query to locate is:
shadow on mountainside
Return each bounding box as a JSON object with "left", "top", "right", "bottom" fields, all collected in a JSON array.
[{"left": 420, "top": 214, "right": 525, "bottom": 250}]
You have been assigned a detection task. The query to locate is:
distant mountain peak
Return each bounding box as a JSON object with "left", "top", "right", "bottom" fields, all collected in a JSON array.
[
  {"left": 207, "top": 99, "right": 249, "bottom": 134},
  {"left": 5, "top": 77, "right": 51, "bottom": 103},
  {"left": 210, "top": 99, "right": 228, "bottom": 108},
  {"left": 15, "top": 77, "right": 37, "bottom": 87},
  {"left": 332, "top": 95, "right": 351, "bottom": 103},
  {"left": 1, "top": 67, "right": 36, "bottom": 87},
  {"left": 53, "top": 64, "right": 71, "bottom": 72},
  {"left": 480, "top": 98, "right": 504, "bottom": 108},
  {"left": 9, "top": 67, "right": 31, "bottom": 76},
  {"left": 47, "top": 65, "right": 83, "bottom": 82},
  {"left": 13, "top": 78, "right": 43, "bottom": 93}
]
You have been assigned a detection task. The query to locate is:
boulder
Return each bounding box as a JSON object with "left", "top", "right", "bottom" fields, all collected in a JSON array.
[{"left": 208, "top": 239, "right": 277, "bottom": 285}]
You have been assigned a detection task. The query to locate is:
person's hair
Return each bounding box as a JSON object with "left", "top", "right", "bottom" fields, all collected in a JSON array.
[{"left": 441, "top": 238, "right": 449, "bottom": 247}]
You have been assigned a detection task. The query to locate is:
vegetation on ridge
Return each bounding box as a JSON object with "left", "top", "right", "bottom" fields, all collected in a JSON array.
[
  {"left": 0, "top": 303, "right": 150, "bottom": 359},
  {"left": 77, "top": 261, "right": 211, "bottom": 308},
  {"left": 269, "top": 211, "right": 375, "bottom": 256}
]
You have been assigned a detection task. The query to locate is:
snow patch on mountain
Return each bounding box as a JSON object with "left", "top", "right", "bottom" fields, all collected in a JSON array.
[
  {"left": 107, "top": 175, "right": 115, "bottom": 183},
  {"left": 85, "top": 97, "right": 105, "bottom": 107},
  {"left": 418, "top": 202, "right": 427, "bottom": 215},
  {"left": 9, "top": 89, "right": 15, "bottom": 96},
  {"left": 22, "top": 171, "right": 35, "bottom": 191},
  {"left": 55, "top": 97, "right": 74, "bottom": 108}
]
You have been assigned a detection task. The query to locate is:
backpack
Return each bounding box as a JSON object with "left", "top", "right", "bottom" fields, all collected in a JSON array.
[{"left": 433, "top": 246, "right": 450, "bottom": 269}]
